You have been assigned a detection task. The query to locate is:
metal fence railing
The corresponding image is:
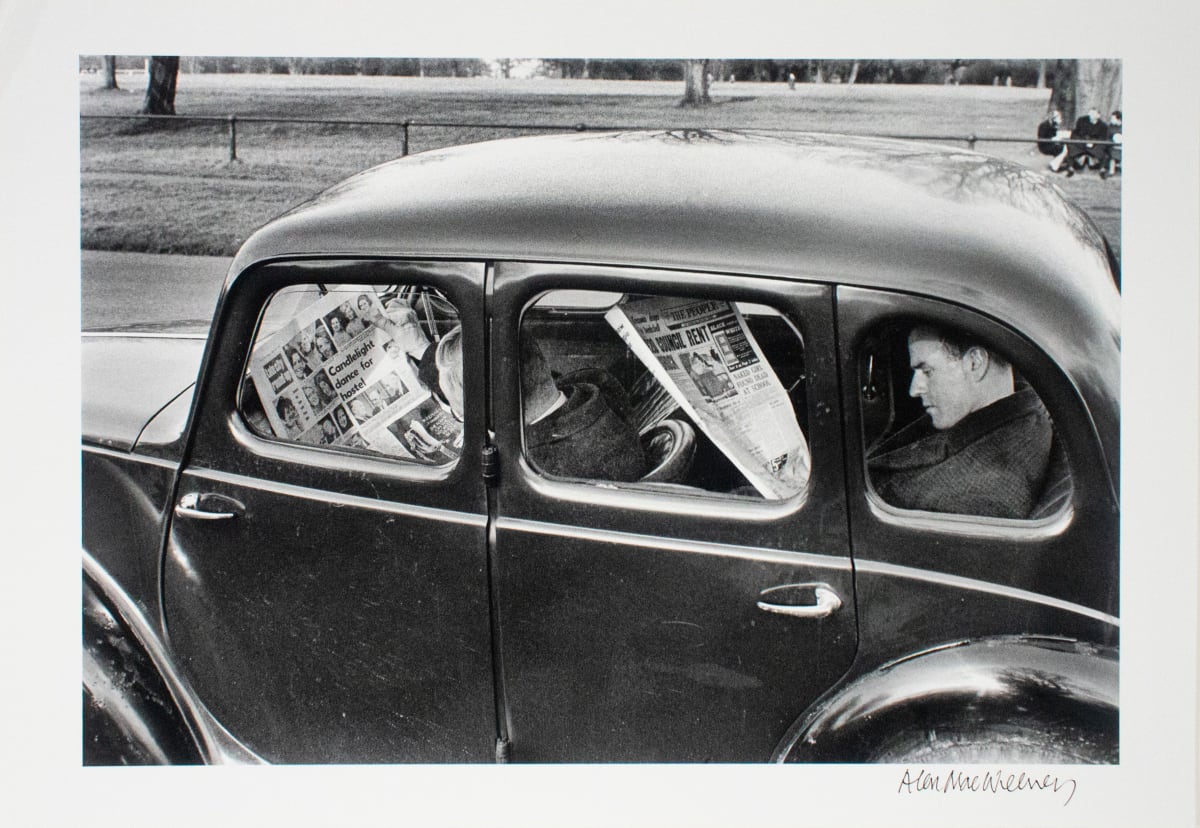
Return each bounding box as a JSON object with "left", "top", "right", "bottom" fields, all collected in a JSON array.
[{"left": 80, "top": 113, "right": 1122, "bottom": 163}]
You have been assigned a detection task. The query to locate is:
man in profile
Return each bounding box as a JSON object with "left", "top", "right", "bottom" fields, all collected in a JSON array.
[{"left": 867, "top": 324, "right": 1052, "bottom": 519}]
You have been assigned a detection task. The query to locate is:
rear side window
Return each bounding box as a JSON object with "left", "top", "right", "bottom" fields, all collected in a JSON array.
[
  {"left": 858, "top": 320, "right": 1072, "bottom": 521},
  {"left": 239, "top": 283, "right": 463, "bottom": 466},
  {"left": 519, "top": 289, "right": 811, "bottom": 500}
]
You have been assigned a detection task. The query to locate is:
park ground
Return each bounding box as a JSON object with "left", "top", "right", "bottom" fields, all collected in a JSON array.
[{"left": 80, "top": 72, "right": 1120, "bottom": 259}]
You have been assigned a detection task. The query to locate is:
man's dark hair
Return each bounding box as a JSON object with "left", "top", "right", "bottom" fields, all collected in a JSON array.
[{"left": 911, "top": 323, "right": 1010, "bottom": 370}]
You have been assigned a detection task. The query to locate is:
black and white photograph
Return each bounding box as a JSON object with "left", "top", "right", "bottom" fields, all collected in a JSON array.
[
  {"left": 81, "top": 44, "right": 1125, "bottom": 758},
  {"left": 4, "top": 0, "right": 1198, "bottom": 826}
]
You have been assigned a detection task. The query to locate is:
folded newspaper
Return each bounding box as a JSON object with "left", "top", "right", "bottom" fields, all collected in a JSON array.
[
  {"left": 248, "top": 289, "right": 462, "bottom": 464},
  {"left": 605, "top": 295, "right": 810, "bottom": 499}
]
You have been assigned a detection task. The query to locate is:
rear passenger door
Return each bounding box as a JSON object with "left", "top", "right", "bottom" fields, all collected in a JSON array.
[
  {"left": 489, "top": 262, "right": 857, "bottom": 762},
  {"left": 836, "top": 286, "right": 1120, "bottom": 668}
]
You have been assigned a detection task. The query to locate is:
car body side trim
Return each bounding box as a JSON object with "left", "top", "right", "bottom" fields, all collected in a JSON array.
[
  {"left": 855, "top": 558, "right": 1119, "bottom": 627},
  {"left": 184, "top": 466, "right": 489, "bottom": 527},
  {"left": 83, "top": 442, "right": 180, "bottom": 470},
  {"left": 496, "top": 516, "right": 851, "bottom": 570},
  {"left": 82, "top": 549, "right": 264, "bottom": 764}
]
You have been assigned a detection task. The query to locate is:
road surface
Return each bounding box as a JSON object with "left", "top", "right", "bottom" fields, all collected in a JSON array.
[{"left": 82, "top": 251, "right": 231, "bottom": 332}]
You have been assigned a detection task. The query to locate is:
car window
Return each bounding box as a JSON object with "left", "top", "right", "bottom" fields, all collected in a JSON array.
[
  {"left": 240, "top": 283, "right": 463, "bottom": 466},
  {"left": 859, "top": 320, "right": 1072, "bottom": 520},
  {"left": 519, "top": 290, "right": 811, "bottom": 500}
]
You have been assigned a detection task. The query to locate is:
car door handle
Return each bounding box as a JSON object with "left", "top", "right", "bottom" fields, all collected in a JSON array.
[
  {"left": 756, "top": 583, "right": 842, "bottom": 619},
  {"left": 174, "top": 492, "right": 244, "bottom": 521}
]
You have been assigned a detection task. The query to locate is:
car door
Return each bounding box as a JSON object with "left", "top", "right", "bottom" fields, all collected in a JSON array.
[
  {"left": 161, "top": 259, "right": 498, "bottom": 763},
  {"left": 488, "top": 262, "right": 857, "bottom": 762},
  {"left": 836, "top": 286, "right": 1120, "bottom": 668}
]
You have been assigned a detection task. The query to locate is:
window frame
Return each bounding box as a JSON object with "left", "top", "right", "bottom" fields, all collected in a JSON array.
[
  {"left": 184, "top": 258, "right": 486, "bottom": 500},
  {"left": 516, "top": 287, "right": 813, "bottom": 502},
  {"left": 855, "top": 316, "right": 1074, "bottom": 529},
  {"left": 490, "top": 261, "right": 846, "bottom": 535}
]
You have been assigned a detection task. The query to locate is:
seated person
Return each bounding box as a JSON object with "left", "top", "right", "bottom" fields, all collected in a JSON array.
[
  {"left": 521, "top": 335, "right": 647, "bottom": 482},
  {"left": 417, "top": 325, "right": 465, "bottom": 422},
  {"left": 1037, "top": 109, "right": 1069, "bottom": 172},
  {"left": 867, "top": 324, "right": 1052, "bottom": 519},
  {"left": 1066, "top": 107, "right": 1111, "bottom": 174},
  {"left": 1106, "top": 110, "right": 1122, "bottom": 176}
]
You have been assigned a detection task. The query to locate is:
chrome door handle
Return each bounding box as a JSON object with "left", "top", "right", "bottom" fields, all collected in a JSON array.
[
  {"left": 756, "top": 583, "right": 842, "bottom": 619},
  {"left": 174, "top": 492, "right": 243, "bottom": 521}
]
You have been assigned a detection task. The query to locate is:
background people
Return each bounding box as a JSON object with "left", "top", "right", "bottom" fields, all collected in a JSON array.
[
  {"left": 1037, "top": 109, "right": 1069, "bottom": 172},
  {"left": 1066, "top": 107, "right": 1110, "bottom": 176},
  {"left": 1106, "top": 110, "right": 1122, "bottom": 177}
]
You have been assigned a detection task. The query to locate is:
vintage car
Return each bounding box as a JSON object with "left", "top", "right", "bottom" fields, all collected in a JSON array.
[{"left": 82, "top": 129, "right": 1119, "bottom": 765}]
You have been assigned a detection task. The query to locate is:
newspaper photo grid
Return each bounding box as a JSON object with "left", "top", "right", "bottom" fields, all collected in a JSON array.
[{"left": 248, "top": 288, "right": 463, "bottom": 464}]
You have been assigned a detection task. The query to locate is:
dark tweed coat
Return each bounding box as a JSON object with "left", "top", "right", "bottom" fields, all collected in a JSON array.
[{"left": 867, "top": 386, "right": 1053, "bottom": 519}]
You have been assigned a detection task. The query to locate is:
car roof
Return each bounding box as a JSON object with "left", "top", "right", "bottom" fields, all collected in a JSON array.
[{"left": 230, "top": 129, "right": 1119, "bottom": 462}]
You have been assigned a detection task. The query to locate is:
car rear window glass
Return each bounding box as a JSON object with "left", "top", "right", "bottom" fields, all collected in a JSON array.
[
  {"left": 240, "top": 283, "right": 463, "bottom": 466},
  {"left": 519, "top": 290, "right": 811, "bottom": 500},
  {"left": 859, "top": 321, "right": 1072, "bottom": 520}
]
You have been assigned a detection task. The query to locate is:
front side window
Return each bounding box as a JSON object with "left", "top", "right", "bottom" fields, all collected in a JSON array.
[
  {"left": 240, "top": 283, "right": 463, "bottom": 466},
  {"left": 859, "top": 320, "right": 1072, "bottom": 520},
  {"left": 519, "top": 290, "right": 811, "bottom": 501}
]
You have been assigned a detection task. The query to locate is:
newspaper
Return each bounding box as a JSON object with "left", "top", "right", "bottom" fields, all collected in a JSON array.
[
  {"left": 248, "top": 289, "right": 462, "bottom": 464},
  {"left": 605, "top": 296, "right": 810, "bottom": 499}
]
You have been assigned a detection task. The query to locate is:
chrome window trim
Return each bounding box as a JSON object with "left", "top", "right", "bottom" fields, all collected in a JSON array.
[{"left": 864, "top": 488, "right": 1074, "bottom": 540}]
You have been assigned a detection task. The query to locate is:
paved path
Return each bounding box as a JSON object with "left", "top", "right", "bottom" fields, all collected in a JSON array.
[{"left": 82, "top": 250, "right": 231, "bottom": 332}]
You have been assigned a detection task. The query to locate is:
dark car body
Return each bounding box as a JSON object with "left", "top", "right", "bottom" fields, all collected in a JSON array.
[{"left": 82, "top": 130, "right": 1119, "bottom": 765}]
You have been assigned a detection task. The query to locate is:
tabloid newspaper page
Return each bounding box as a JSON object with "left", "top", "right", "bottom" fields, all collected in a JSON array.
[
  {"left": 605, "top": 295, "right": 810, "bottom": 499},
  {"left": 247, "top": 289, "right": 462, "bottom": 464}
]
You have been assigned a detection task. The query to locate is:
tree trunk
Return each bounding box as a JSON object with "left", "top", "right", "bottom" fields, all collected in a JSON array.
[
  {"left": 140, "top": 56, "right": 179, "bottom": 115},
  {"left": 1074, "top": 59, "right": 1122, "bottom": 117},
  {"left": 847, "top": 61, "right": 860, "bottom": 85},
  {"left": 1036, "top": 60, "right": 1047, "bottom": 89},
  {"left": 101, "top": 56, "right": 118, "bottom": 90},
  {"left": 680, "top": 59, "right": 710, "bottom": 106},
  {"left": 1048, "top": 59, "right": 1121, "bottom": 124}
]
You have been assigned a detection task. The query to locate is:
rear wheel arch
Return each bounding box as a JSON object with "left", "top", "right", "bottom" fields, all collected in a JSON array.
[{"left": 773, "top": 636, "right": 1118, "bottom": 764}]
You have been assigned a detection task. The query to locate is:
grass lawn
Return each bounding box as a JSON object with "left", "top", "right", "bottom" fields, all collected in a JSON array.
[{"left": 80, "top": 73, "right": 1119, "bottom": 257}]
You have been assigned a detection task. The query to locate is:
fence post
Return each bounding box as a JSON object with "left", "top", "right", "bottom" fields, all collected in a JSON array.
[
  {"left": 402, "top": 121, "right": 410, "bottom": 157},
  {"left": 228, "top": 115, "right": 238, "bottom": 162}
]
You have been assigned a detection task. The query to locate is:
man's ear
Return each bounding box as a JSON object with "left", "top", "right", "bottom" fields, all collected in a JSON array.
[{"left": 963, "top": 345, "right": 990, "bottom": 379}]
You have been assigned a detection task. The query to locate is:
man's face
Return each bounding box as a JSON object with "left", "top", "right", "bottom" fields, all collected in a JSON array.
[{"left": 908, "top": 331, "right": 975, "bottom": 430}]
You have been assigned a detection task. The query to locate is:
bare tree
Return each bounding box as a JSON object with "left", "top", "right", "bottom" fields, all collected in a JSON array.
[
  {"left": 101, "top": 56, "right": 118, "bottom": 90},
  {"left": 140, "top": 56, "right": 180, "bottom": 115},
  {"left": 680, "top": 59, "right": 711, "bottom": 106},
  {"left": 1049, "top": 59, "right": 1121, "bottom": 122}
]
